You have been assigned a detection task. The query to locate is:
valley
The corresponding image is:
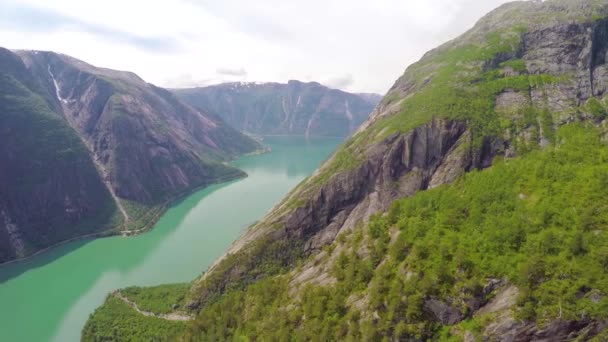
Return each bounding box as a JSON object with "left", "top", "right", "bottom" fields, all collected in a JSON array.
[
  {"left": 3, "top": 0, "right": 608, "bottom": 340},
  {"left": 0, "top": 49, "right": 262, "bottom": 263},
  {"left": 84, "top": 0, "right": 608, "bottom": 340},
  {"left": 0, "top": 136, "right": 340, "bottom": 341}
]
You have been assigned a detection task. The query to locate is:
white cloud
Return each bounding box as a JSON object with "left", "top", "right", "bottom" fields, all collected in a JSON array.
[
  {"left": 323, "top": 74, "right": 355, "bottom": 90},
  {"left": 0, "top": 0, "right": 512, "bottom": 94},
  {"left": 216, "top": 67, "right": 248, "bottom": 77}
]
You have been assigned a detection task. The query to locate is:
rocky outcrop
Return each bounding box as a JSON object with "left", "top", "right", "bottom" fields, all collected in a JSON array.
[
  {"left": 172, "top": 81, "right": 379, "bottom": 137},
  {"left": 445, "top": 283, "right": 608, "bottom": 341},
  {"left": 483, "top": 317, "right": 608, "bottom": 342},
  {"left": 423, "top": 298, "right": 465, "bottom": 325},
  {"left": 284, "top": 119, "right": 483, "bottom": 250}
]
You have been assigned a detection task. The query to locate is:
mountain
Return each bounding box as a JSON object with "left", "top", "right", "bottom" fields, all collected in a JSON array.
[
  {"left": 0, "top": 49, "right": 261, "bottom": 263},
  {"left": 84, "top": 0, "right": 608, "bottom": 340},
  {"left": 172, "top": 81, "right": 380, "bottom": 137}
]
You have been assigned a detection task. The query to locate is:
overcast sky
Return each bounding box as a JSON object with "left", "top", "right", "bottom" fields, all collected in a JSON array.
[{"left": 0, "top": 0, "right": 513, "bottom": 94}]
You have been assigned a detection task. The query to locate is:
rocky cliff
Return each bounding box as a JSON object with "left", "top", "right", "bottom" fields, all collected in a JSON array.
[
  {"left": 172, "top": 81, "right": 380, "bottom": 137},
  {"left": 84, "top": 0, "right": 608, "bottom": 340},
  {"left": 0, "top": 49, "right": 261, "bottom": 263}
]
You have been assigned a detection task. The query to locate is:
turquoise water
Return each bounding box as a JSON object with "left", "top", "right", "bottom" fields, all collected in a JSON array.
[{"left": 0, "top": 136, "right": 340, "bottom": 342}]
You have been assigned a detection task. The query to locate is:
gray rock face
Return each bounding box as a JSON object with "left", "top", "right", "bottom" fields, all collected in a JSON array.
[
  {"left": 285, "top": 119, "right": 483, "bottom": 251},
  {"left": 423, "top": 298, "right": 464, "bottom": 325},
  {"left": 172, "top": 80, "right": 380, "bottom": 137},
  {"left": 485, "top": 317, "right": 608, "bottom": 342},
  {"left": 522, "top": 18, "right": 608, "bottom": 112}
]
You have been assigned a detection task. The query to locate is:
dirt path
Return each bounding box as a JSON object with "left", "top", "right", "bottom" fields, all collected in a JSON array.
[{"left": 114, "top": 292, "right": 193, "bottom": 321}]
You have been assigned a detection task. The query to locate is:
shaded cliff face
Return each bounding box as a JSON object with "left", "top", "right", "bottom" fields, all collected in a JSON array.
[
  {"left": 172, "top": 81, "right": 380, "bottom": 137},
  {"left": 0, "top": 49, "right": 261, "bottom": 262},
  {"left": 0, "top": 48, "right": 115, "bottom": 262},
  {"left": 170, "top": 0, "right": 608, "bottom": 340},
  {"left": 16, "top": 51, "right": 259, "bottom": 204}
]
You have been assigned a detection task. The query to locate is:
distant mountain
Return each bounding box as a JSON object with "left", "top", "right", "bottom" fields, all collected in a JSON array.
[
  {"left": 0, "top": 48, "right": 260, "bottom": 262},
  {"left": 172, "top": 81, "right": 380, "bottom": 137},
  {"left": 355, "top": 92, "right": 383, "bottom": 105}
]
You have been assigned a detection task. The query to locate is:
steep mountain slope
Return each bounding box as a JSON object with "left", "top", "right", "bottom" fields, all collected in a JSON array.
[
  {"left": 0, "top": 49, "right": 261, "bottom": 263},
  {"left": 84, "top": 0, "right": 608, "bottom": 340},
  {"left": 172, "top": 81, "right": 380, "bottom": 137},
  {"left": 0, "top": 49, "right": 116, "bottom": 262}
]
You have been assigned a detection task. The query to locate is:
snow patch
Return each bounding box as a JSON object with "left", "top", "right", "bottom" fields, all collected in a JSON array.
[{"left": 228, "top": 81, "right": 270, "bottom": 90}]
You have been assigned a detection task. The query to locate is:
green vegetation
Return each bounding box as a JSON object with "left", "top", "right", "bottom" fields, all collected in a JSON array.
[
  {"left": 82, "top": 296, "right": 186, "bottom": 342},
  {"left": 289, "top": 23, "right": 570, "bottom": 209},
  {"left": 179, "top": 125, "right": 608, "bottom": 340},
  {"left": 499, "top": 59, "right": 527, "bottom": 72},
  {"left": 121, "top": 283, "right": 189, "bottom": 314},
  {"left": 189, "top": 235, "right": 304, "bottom": 305},
  {"left": 302, "top": 24, "right": 553, "bottom": 195},
  {"left": 586, "top": 97, "right": 608, "bottom": 120}
]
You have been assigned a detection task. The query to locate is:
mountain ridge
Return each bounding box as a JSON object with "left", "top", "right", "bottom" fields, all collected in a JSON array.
[
  {"left": 0, "top": 48, "right": 262, "bottom": 263},
  {"left": 172, "top": 80, "right": 380, "bottom": 137}
]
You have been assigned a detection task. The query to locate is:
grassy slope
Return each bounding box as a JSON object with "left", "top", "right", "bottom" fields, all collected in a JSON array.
[
  {"left": 82, "top": 296, "right": 186, "bottom": 342},
  {"left": 82, "top": 284, "right": 190, "bottom": 341},
  {"left": 182, "top": 125, "right": 608, "bottom": 341},
  {"left": 83, "top": 125, "right": 608, "bottom": 340},
  {"left": 306, "top": 0, "right": 608, "bottom": 189},
  {"left": 121, "top": 283, "right": 190, "bottom": 314}
]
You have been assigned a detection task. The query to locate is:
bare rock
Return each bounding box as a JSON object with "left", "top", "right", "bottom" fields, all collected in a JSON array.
[{"left": 423, "top": 298, "right": 464, "bottom": 325}]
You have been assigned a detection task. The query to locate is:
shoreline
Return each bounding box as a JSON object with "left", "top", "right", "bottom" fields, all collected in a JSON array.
[
  {"left": 0, "top": 143, "right": 277, "bottom": 268},
  {"left": 0, "top": 169, "right": 250, "bottom": 268}
]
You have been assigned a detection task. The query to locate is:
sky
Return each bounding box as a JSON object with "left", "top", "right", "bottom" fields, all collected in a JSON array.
[{"left": 0, "top": 0, "right": 513, "bottom": 94}]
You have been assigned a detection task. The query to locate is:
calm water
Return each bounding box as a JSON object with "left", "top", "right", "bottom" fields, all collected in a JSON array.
[{"left": 0, "top": 136, "right": 340, "bottom": 342}]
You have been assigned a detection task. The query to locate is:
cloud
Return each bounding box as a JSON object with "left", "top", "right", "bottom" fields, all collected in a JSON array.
[
  {"left": 323, "top": 74, "right": 355, "bottom": 90},
  {"left": 216, "top": 67, "right": 247, "bottom": 77},
  {"left": 163, "top": 74, "right": 216, "bottom": 88},
  {"left": 0, "top": 3, "right": 181, "bottom": 53},
  {"left": 187, "top": 0, "right": 292, "bottom": 42},
  {"left": 0, "top": 0, "right": 515, "bottom": 94}
]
